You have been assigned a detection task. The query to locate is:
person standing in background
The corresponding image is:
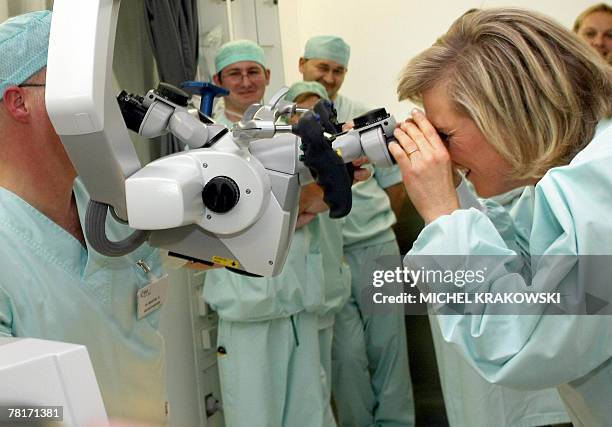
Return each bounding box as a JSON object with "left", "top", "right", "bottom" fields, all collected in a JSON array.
[
  {"left": 204, "top": 42, "right": 347, "bottom": 427},
  {"left": 574, "top": 3, "right": 611, "bottom": 64},
  {"left": 211, "top": 39, "right": 270, "bottom": 126},
  {"left": 299, "top": 35, "right": 415, "bottom": 427}
]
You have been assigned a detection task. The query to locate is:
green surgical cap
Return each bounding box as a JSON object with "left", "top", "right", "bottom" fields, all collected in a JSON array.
[
  {"left": 303, "top": 35, "right": 350, "bottom": 67},
  {"left": 215, "top": 39, "right": 266, "bottom": 74},
  {"left": 0, "top": 10, "right": 51, "bottom": 101},
  {"left": 284, "top": 81, "right": 329, "bottom": 103}
]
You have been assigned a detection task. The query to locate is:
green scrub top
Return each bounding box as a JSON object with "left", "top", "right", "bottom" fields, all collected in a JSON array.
[
  {"left": 406, "top": 119, "right": 612, "bottom": 427},
  {"left": 0, "top": 179, "right": 167, "bottom": 424},
  {"left": 333, "top": 94, "right": 402, "bottom": 250},
  {"left": 213, "top": 108, "right": 234, "bottom": 128},
  {"left": 204, "top": 226, "right": 313, "bottom": 321}
]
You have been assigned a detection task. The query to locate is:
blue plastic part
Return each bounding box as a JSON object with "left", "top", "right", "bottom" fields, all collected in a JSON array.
[{"left": 180, "top": 81, "right": 229, "bottom": 116}]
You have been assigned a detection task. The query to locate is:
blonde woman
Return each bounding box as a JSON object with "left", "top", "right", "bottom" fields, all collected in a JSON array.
[
  {"left": 389, "top": 8, "right": 612, "bottom": 427},
  {"left": 574, "top": 3, "right": 612, "bottom": 64}
]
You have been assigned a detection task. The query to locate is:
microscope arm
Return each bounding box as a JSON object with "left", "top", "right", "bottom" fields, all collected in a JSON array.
[
  {"left": 45, "top": 0, "right": 397, "bottom": 276},
  {"left": 47, "top": 0, "right": 138, "bottom": 220},
  {"left": 117, "top": 84, "right": 227, "bottom": 149}
]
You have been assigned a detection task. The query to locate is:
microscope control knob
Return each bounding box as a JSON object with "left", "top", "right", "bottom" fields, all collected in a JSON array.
[{"left": 202, "top": 176, "right": 241, "bottom": 214}]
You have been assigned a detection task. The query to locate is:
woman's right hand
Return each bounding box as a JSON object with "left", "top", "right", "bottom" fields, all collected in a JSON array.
[{"left": 388, "top": 109, "right": 459, "bottom": 223}]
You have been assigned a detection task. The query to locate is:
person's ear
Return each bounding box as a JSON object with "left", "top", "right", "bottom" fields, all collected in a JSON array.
[
  {"left": 298, "top": 57, "right": 306, "bottom": 74},
  {"left": 264, "top": 68, "right": 271, "bottom": 85},
  {"left": 2, "top": 86, "right": 31, "bottom": 123},
  {"left": 212, "top": 73, "right": 222, "bottom": 86}
]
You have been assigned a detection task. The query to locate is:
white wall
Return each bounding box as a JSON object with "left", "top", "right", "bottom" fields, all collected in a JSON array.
[
  {"left": 198, "top": 0, "right": 286, "bottom": 101},
  {"left": 279, "top": 0, "right": 597, "bottom": 121}
]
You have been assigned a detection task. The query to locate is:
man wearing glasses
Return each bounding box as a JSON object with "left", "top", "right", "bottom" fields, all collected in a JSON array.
[
  {"left": 211, "top": 39, "right": 270, "bottom": 126},
  {"left": 299, "top": 35, "right": 415, "bottom": 427}
]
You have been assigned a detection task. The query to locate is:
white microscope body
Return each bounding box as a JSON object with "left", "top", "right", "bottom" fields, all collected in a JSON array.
[{"left": 46, "top": 0, "right": 396, "bottom": 277}]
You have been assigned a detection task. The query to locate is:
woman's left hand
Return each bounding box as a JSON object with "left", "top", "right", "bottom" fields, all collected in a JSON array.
[{"left": 388, "top": 109, "right": 459, "bottom": 223}]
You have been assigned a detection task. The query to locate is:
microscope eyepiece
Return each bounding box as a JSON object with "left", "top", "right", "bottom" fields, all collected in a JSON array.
[{"left": 117, "top": 90, "right": 148, "bottom": 133}]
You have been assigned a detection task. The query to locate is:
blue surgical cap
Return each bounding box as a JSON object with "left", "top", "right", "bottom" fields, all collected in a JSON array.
[
  {"left": 215, "top": 39, "right": 267, "bottom": 74},
  {"left": 0, "top": 10, "right": 52, "bottom": 101},
  {"left": 284, "top": 81, "right": 329, "bottom": 103},
  {"left": 303, "top": 35, "right": 350, "bottom": 67}
]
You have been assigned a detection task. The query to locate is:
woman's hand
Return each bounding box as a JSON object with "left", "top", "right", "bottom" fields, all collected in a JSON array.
[{"left": 388, "top": 109, "right": 459, "bottom": 223}]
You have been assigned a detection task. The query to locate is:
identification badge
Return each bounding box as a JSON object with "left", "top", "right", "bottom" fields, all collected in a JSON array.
[
  {"left": 137, "top": 274, "right": 169, "bottom": 319},
  {"left": 136, "top": 260, "right": 169, "bottom": 320}
]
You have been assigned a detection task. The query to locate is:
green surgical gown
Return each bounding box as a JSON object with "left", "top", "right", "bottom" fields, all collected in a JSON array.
[
  {"left": 0, "top": 179, "right": 167, "bottom": 423},
  {"left": 406, "top": 119, "right": 612, "bottom": 427}
]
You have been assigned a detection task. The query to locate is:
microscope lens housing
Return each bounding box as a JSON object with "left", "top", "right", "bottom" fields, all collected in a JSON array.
[
  {"left": 353, "top": 108, "right": 391, "bottom": 129},
  {"left": 331, "top": 108, "right": 397, "bottom": 168},
  {"left": 117, "top": 91, "right": 148, "bottom": 133}
]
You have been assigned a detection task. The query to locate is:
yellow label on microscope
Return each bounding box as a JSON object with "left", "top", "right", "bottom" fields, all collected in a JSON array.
[
  {"left": 212, "top": 256, "right": 240, "bottom": 268},
  {"left": 335, "top": 148, "right": 343, "bottom": 158}
]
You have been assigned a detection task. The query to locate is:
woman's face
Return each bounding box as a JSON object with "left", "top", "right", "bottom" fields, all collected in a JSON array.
[
  {"left": 421, "top": 82, "right": 517, "bottom": 197},
  {"left": 578, "top": 11, "right": 612, "bottom": 63}
]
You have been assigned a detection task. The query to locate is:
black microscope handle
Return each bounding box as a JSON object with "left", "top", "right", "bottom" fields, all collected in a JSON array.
[{"left": 293, "top": 110, "right": 352, "bottom": 218}]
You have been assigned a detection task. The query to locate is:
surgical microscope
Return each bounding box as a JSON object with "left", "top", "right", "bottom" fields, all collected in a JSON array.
[
  {"left": 0, "top": 2, "right": 404, "bottom": 426},
  {"left": 45, "top": 0, "right": 399, "bottom": 277}
]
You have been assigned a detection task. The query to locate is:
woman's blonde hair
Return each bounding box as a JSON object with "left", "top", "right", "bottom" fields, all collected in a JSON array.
[
  {"left": 573, "top": 3, "right": 612, "bottom": 33},
  {"left": 398, "top": 8, "right": 612, "bottom": 180}
]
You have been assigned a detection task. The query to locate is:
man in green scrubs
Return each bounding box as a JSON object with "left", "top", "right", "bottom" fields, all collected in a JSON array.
[
  {"left": 300, "top": 35, "right": 415, "bottom": 427},
  {"left": 204, "top": 41, "right": 347, "bottom": 427},
  {"left": 211, "top": 39, "right": 270, "bottom": 127},
  {"left": 0, "top": 11, "right": 168, "bottom": 424}
]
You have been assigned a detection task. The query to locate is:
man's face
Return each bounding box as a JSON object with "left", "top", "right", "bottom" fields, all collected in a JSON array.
[
  {"left": 213, "top": 61, "right": 270, "bottom": 111},
  {"left": 299, "top": 58, "right": 347, "bottom": 100}
]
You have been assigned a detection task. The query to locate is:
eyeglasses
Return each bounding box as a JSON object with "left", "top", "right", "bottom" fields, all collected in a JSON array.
[
  {"left": 220, "top": 68, "right": 266, "bottom": 84},
  {"left": 18, "top": 83, "right": 46, "bottom": 88}
]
